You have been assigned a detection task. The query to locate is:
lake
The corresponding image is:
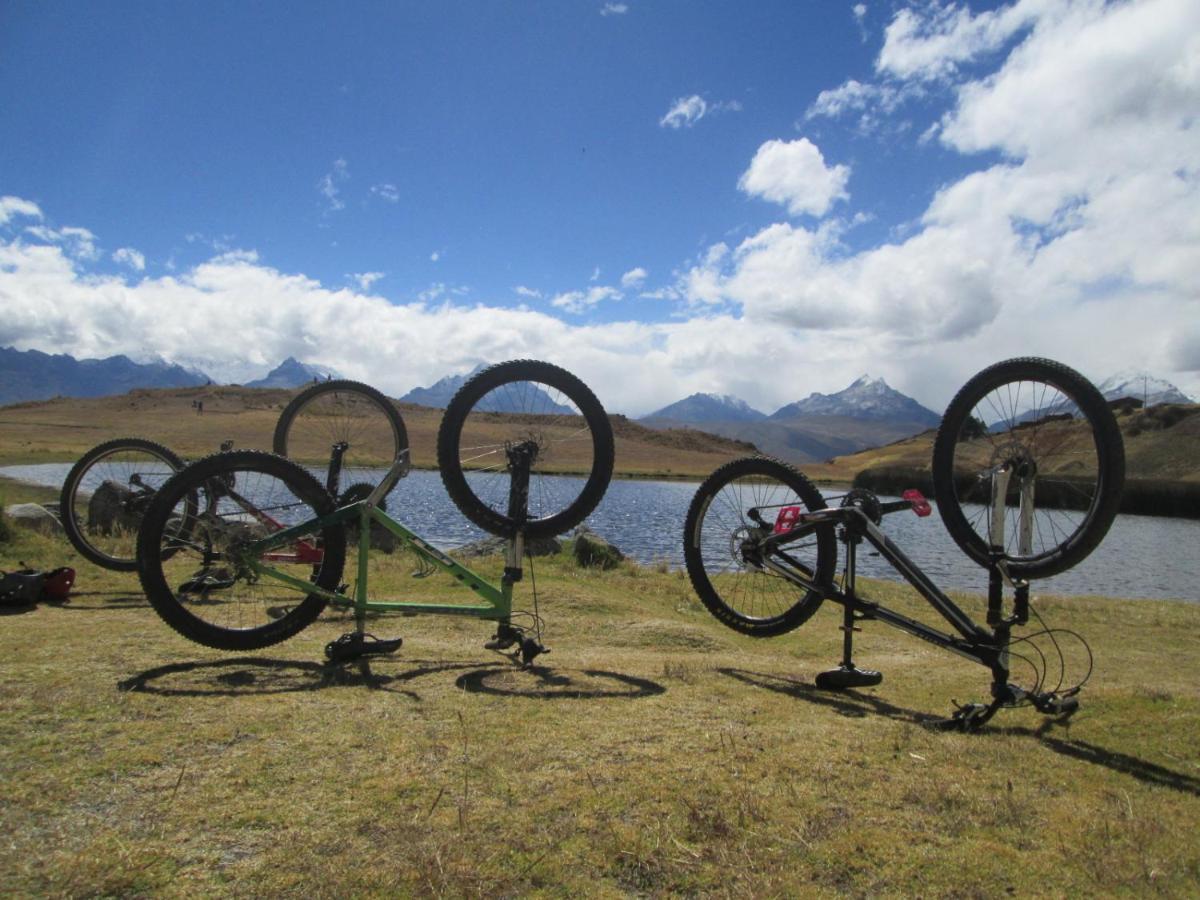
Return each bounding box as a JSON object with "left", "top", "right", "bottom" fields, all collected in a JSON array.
[{"left": 4, "top": 463, "right": 1197, "bottom": 603}]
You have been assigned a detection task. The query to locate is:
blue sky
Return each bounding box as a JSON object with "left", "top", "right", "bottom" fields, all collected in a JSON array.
[{"left": 2, "top": 0, "right": 1198, "bottom": 415}]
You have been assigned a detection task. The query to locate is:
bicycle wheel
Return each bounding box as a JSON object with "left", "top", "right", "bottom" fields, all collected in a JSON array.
[
  {"left": 273, "top": 379, "right": 408, "bottom": 497},
  {"left": 136, "top": 450, "right": 347, "bottom": 651},
  {"left": 60, "top": 438, "right": 186, "bottom": 571},
  {"left": 684, "top": 457, "right": 836, "bottom": 636},
  {"left": 436, "top": 360, "right": 614, "bottom": 539},
  {"left": 931, "top": 358, "right": 1124, "bottom": 579}
]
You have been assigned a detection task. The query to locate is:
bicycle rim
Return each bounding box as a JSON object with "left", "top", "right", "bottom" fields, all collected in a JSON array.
[
  {"left": 932, "top": 358, "right": 1124, "bottom": 579},
  {"left": 437, "top": 360, "right": 614, "bottom": 539},
  {"left": 61, "top": 439, "right": 184, "bottom": 571},
  {"left": 274, "top": 380, "right": 407, "bottom": 497},
  {"left": 684, "top": 457, "right": 834, "bottom": 636},
  {"left": 138, "top": 451, "right": 346, "bottom": 651}
]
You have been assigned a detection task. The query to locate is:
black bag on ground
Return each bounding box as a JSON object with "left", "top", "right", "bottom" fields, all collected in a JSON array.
[{"left": 0, "top": 565, "right": 75, "bottom": 607}]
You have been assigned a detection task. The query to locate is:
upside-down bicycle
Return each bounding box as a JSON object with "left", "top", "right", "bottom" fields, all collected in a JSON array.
[
  {"left": 684, "top": 358, "right": 1125, "bottom": 729},
  {"left": 135, "top": 360, "right": 614, "bottom": 666},
  {"left": 59, "top": 378, "right": 407, "bottom": 572}
]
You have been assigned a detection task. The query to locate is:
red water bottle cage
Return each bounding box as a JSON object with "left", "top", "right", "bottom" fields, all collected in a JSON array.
[
  {"left": 774, "top": 506, "right": 804, "bottom": 533},
  {"left": 903, "top": 489, "right": 932, "bottom": 517}
]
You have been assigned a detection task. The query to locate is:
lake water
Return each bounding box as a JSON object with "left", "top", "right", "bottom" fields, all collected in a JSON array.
[{"left": 5, "top": 463, "right": 1197, "bottom": 603}]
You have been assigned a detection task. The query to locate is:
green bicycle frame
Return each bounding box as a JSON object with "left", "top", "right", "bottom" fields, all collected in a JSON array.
[{"left": 242, "top": 499, "right": 515, "bottom": 623}]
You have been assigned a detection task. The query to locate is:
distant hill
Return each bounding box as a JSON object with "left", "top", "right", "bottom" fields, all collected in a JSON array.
[
  {"left": 400, "top": 366, "right": 486, "bottom": 408},
  {"left": 400, "top": 364, "right": 575, "bottom": 414},
  {"left": 244, "top": 357, "right": 341, "bottom": 388},
  {"left": 642, "top": 393, "right": 767, "bottom": 427},
  {"left": 770, "top": 375, "right": 940, "bottom": 427},
  {"left": 640, "top": 375, "right": 940, "bottom": 464},
  {"left": 1097, "top": 371, "right": 1194, "bottom": 406},
  {"left": 0, "top": 345, "right": 211, "bottom": 406}
]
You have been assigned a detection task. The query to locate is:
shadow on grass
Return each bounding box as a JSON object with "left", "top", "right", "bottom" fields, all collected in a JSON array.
[
  {"left": 456, "top": 666, "right": 667, "bottom": 700},
  {"left": 721, "top": 667, "right": 1200, "bottom": 797},
  {"left": 718, "top": 667, "right": 943, "bottom": 726},
  {"left": 117, "top": 657, "right": 666, "bottom": 702},
  {"left": 1006, "top": 726, "right": 1200, "bottom": 797},
  {"left": 116, "top": 657, "right": 505, "bottom": 699},
  {"left": 54, "top": 590, "right": 148, "bottom": 610}
]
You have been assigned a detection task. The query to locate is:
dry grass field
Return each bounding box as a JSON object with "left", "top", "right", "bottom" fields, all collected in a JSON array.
[
  {"left": 0, "top": 386, "right": 754, "bottom": 479},
  {"left": 2, "top": 389, "right": 1200, "bottom": 895}
]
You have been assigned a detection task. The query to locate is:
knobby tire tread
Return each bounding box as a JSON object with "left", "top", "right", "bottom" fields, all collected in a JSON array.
[{"left": 136, "top": 450, "right": 347, "bottom": 651}]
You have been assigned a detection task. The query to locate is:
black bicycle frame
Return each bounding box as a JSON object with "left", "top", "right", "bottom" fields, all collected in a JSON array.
[{"left": 762, "top": 507, "right": 1010, "bottom": 676}]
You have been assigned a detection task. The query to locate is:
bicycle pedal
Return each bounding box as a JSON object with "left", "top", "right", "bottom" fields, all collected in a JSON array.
[
  {"left": 324, "top": 632, "right": 403, "bottom": 664},
  {"left": 484, "top": 636, "right": 517, "bottom": 651},
  {"left": 815, "top": 665, "right": 882, "bottom": 690}
]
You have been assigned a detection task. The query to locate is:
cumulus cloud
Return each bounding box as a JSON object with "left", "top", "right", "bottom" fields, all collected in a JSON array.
[
  {"left": 24, "top": 224, "right": 100, "bottom": 261},
  {"left": 112, "top": 247, "right": 146, "bottom": 271},
  {"left": 620, "top": 267, "right": 647, "bottom": 289},
  {"left": 696, "top": 0, "right": 1200, "bottom": 399},
  {"left": 0, "top": 196, "right": 43, "bottom": 226},
  {"left": 876, "top": 0, "right": 1042, "bottom": 82},
  {"left": 2, "top": 2, "right": 1198, "bottom": 412},
  {"left": 550, "top": 285, "right": 622, "bottom": 315},
  {"left": 351, "top": 271, "right": 384, "bottom": 290},
  {"left": 738, "top": 138, "right": 850, "bottom": 217}
]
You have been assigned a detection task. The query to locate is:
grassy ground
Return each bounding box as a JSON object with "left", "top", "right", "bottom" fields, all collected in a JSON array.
[{"left": 2, "top": 506, "right": 1199, "bottom": 896}]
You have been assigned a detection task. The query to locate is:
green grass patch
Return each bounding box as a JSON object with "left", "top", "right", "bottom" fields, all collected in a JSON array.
[{"left": 1, "top": 523, "right": 1198, "bottom": 896}]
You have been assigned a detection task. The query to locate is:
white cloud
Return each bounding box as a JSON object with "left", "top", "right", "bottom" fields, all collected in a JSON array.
[
  {"left": 3, "top": 0, "right": 1199, "bottom": 412},
  {"left": 24, "top": 224, "right": 99, "bottom": 260},
  {"left": 600, "top": 2, "right": 628, "bottom": 15},
  {"left": 514, "top": 285, "right": 542, "bottom": 299},
  {"left": 738, "top": 138, "right": 850, "bottom": 217},
  {"left": 0, "top": 196, "right": 42, "bottom": 226},
  {"left": 876, "top": 0, "right": 1043, "bottom": 82},
  {"left": 431, "top": 251, "right": 441, "bottom": 262},
  {"left": 660, "top": 96, "right": 703, "bottom": 129},
  {"left": 351, "top": 271, "right": 384, "bottom": 291},
  {"left": 550, "top": 285, "right": 621, "bottom": 315},
  {"left": 112, "top": 247, "right": 146, "bottom": 271},
  {"left": 370, "top": 183, "right": 400, "bottom": 202},
  {"left": 318, "top": 158, "right": 349, "bottom": 212},
  {"left": 620, "top": 267, "right": 647, "bottom": 289},
  {"left": 659, "top": 95, "right": 741, "bottom": 129}
]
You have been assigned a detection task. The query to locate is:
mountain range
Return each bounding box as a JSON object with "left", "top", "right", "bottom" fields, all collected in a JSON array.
[
  {"left": 399, "top": 364, "right": 576, "bottom": 414},
  {"left": 243, "top": 357, "right": 341, "bottom": 388},
  {"left": 640, "top": 375, "right": 943, "bottom": 464},
  {"left": 1, "top": 346, "right": 1195, "bottom": 462},
  {"left": 0, "top": 346, "right": 210, "bottom": 406}
]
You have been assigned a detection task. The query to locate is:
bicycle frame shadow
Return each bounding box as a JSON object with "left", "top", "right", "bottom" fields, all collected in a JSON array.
[
  {"left": 116, "top": 656, "right": 510, "bottom": 700},
  {"left": 720, "top": 667, "right": 1200, "bottom": 798},
  {"left": 116, "top": 656, "right": 666, "bottom": 702},
  {"left": 998, "top": 724, "right": 1200, "bottom": 797},
  {"left": 717, "top": 667, "right": 943, "bottom": 726}
]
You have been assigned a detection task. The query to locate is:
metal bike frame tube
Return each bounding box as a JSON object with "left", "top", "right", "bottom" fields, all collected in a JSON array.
[
  {"left": 763, "top": 507, "right": 996, "bottom": 667},
  {"left": 247, "top": 500, "right": 510, "bottom": 617}
]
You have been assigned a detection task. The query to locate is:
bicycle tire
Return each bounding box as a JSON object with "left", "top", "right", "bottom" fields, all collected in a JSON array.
[
  {"left": 436, "top": 360, "right": 614, "bottom": 539},
  {"left": 931, "top": 357, "right": 1124, "bottom": 579},
  {"left": 684, "top": 456, "right": 836, "bottom": 636},
  {"left": 137, "top": 450, "right": 347, "bottom": 651},
  {"left": 60, "top": 437, "right": 187, "bottom": 571},
  {"left": 273, "top": 379, "right": 408, "bottom": 493}
]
